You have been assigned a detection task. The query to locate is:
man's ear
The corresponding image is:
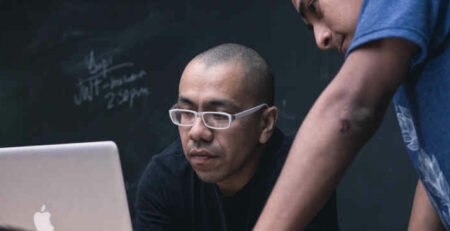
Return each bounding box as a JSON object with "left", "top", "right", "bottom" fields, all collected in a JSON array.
[{"left": 259, "top": 106, "right": 278, "bottom": 144}]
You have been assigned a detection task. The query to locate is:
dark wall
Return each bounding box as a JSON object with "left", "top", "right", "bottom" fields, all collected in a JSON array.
[{"left": 0, "top": 0, "right": 417, "bottom": 230}]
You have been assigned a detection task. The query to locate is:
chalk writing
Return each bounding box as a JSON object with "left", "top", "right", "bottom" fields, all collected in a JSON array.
[
  {"left": 105, "top": 87, "right": 151, "bottom": 110},
  {"left": 106, "top": 70, "right": 147, "bottom": 90},
  {"left": 280, "top": 99, "right": 296, "bottom": 120},
  {"left": 74, "top": 50, "right": 150, "bottom": 110},
  {"left": 85, "top": 50, "right": 113, "bottom": 75},
  {"left": 125, "top": 181, "right": 138, "bottom": 191}
]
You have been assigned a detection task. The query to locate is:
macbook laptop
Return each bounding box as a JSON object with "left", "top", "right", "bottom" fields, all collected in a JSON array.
[{"left": 0, "top": 141, "right": 132, "bottom": 231}]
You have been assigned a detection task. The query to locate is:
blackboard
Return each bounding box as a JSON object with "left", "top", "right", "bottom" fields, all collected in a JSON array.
[{"left": 0, "top": 0, "right": 418, "bottom": 230}]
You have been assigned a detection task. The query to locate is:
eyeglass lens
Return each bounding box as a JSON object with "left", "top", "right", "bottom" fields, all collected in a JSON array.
[{"left": 171, "top": 111, "right": 230, "bottom": 128}]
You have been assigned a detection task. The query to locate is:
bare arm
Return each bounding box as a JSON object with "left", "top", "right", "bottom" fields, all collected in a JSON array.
[
  {"left": 253, "top": 38, "right": 418, "bottom": 231},
  {"left": 408, "top": 180, "right": 446, "bottom": 231}
]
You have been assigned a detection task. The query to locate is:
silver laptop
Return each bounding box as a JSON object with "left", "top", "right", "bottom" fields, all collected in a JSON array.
[{"left": 0, "top": 141, "right": 132, "bottom": 231}]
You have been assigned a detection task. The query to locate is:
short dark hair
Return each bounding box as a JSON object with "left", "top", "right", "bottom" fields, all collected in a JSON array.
[{"left": 194, "top": 43, "right": 274, "bottom": 106}]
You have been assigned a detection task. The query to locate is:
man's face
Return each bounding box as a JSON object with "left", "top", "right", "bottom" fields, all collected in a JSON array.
[
  {"left": 292, "top": 0, "right": 362, "bottom": 55},
  {"left": 177, "top": 60, "right": 263, "bottom": 185}
]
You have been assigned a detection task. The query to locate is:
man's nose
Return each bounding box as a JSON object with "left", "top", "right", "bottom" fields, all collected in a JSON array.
[
  {"left": 188, "top": 115, "right": 213, "bottom": 142},
  {"left": 313, "top": 23, "right": 333, "bottom": 50}
]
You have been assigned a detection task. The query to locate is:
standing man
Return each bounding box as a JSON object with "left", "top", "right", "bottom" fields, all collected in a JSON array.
[
  {"left": 134, "top": 43, "right": 339, "bottom": 231},
  {"left": 254, "top": 0, "right": 449, "bottom": 230}
]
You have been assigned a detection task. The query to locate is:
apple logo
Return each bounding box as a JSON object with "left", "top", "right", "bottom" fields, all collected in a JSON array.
[{"left": 33, "top": 205, "right": 55, "bottom": 231}]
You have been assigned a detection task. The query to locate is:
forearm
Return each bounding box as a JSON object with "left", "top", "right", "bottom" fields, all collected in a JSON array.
[
  {"left": 253, "top": 77, "right": 383, "bottom": 230},
  {"left": 254, "top": 38, "right": 417, "bottom": 231},
  {"left": 408, "top": 180, "right": 445, "bottom": 231}
]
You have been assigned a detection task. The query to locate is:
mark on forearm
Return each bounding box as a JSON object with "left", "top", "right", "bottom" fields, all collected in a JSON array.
[{"left": 339, "top": 119, "right": 351, "bottom": 134}]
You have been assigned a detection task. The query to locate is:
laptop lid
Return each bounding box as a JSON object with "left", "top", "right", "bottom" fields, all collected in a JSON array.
[{"left": 0, "top": 141, "right": 132, "bottom": 231}]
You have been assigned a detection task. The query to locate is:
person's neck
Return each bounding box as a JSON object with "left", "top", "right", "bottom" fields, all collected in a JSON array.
[{"left": 217, "top": 145, "right": 265, "bottom": 197}]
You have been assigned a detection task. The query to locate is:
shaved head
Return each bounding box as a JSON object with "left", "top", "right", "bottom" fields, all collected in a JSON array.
[{"left": 192, "top": 43, "right": 274, "bottom": 106}]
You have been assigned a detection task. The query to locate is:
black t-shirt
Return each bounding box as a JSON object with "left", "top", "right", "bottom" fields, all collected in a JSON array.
[{"left": 134, "top": 128, "right": 340, "bottom": 231}]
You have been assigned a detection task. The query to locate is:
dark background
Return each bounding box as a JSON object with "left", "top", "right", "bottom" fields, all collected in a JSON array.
[{"left": 0, "top": 0, "right": 418, "bottom": 230}]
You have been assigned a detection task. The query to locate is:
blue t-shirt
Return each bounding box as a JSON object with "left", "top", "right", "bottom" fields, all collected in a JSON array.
[{"left": 346, "top": 0, "right": 450, "bottom": 227}]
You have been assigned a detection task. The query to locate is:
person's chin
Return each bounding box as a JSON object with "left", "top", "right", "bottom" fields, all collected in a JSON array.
[
  {"left": 342, "top": 35, "right": 354, "bottom": 55},
  {"left": 194, "top": 169, "right": 225, "bottom": 183}
]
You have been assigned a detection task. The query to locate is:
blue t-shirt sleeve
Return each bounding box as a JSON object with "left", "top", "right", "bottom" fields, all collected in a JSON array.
[{"left": 346, "top": 0, "right": 444, "bottom": 67}]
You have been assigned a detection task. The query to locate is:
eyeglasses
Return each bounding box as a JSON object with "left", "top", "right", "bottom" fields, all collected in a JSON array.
[{"left": 169, "top": 103, "right": 268, "bottom": 130}]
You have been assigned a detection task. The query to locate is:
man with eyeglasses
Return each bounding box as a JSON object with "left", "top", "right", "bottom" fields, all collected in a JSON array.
[{"left": 134, "top": 43, "right": 340, "bottom": 231}]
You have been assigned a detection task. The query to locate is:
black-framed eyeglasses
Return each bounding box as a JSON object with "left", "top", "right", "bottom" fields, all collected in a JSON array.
[{"left": 168, "top": 103, "right": 268, "bottom": 130}]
